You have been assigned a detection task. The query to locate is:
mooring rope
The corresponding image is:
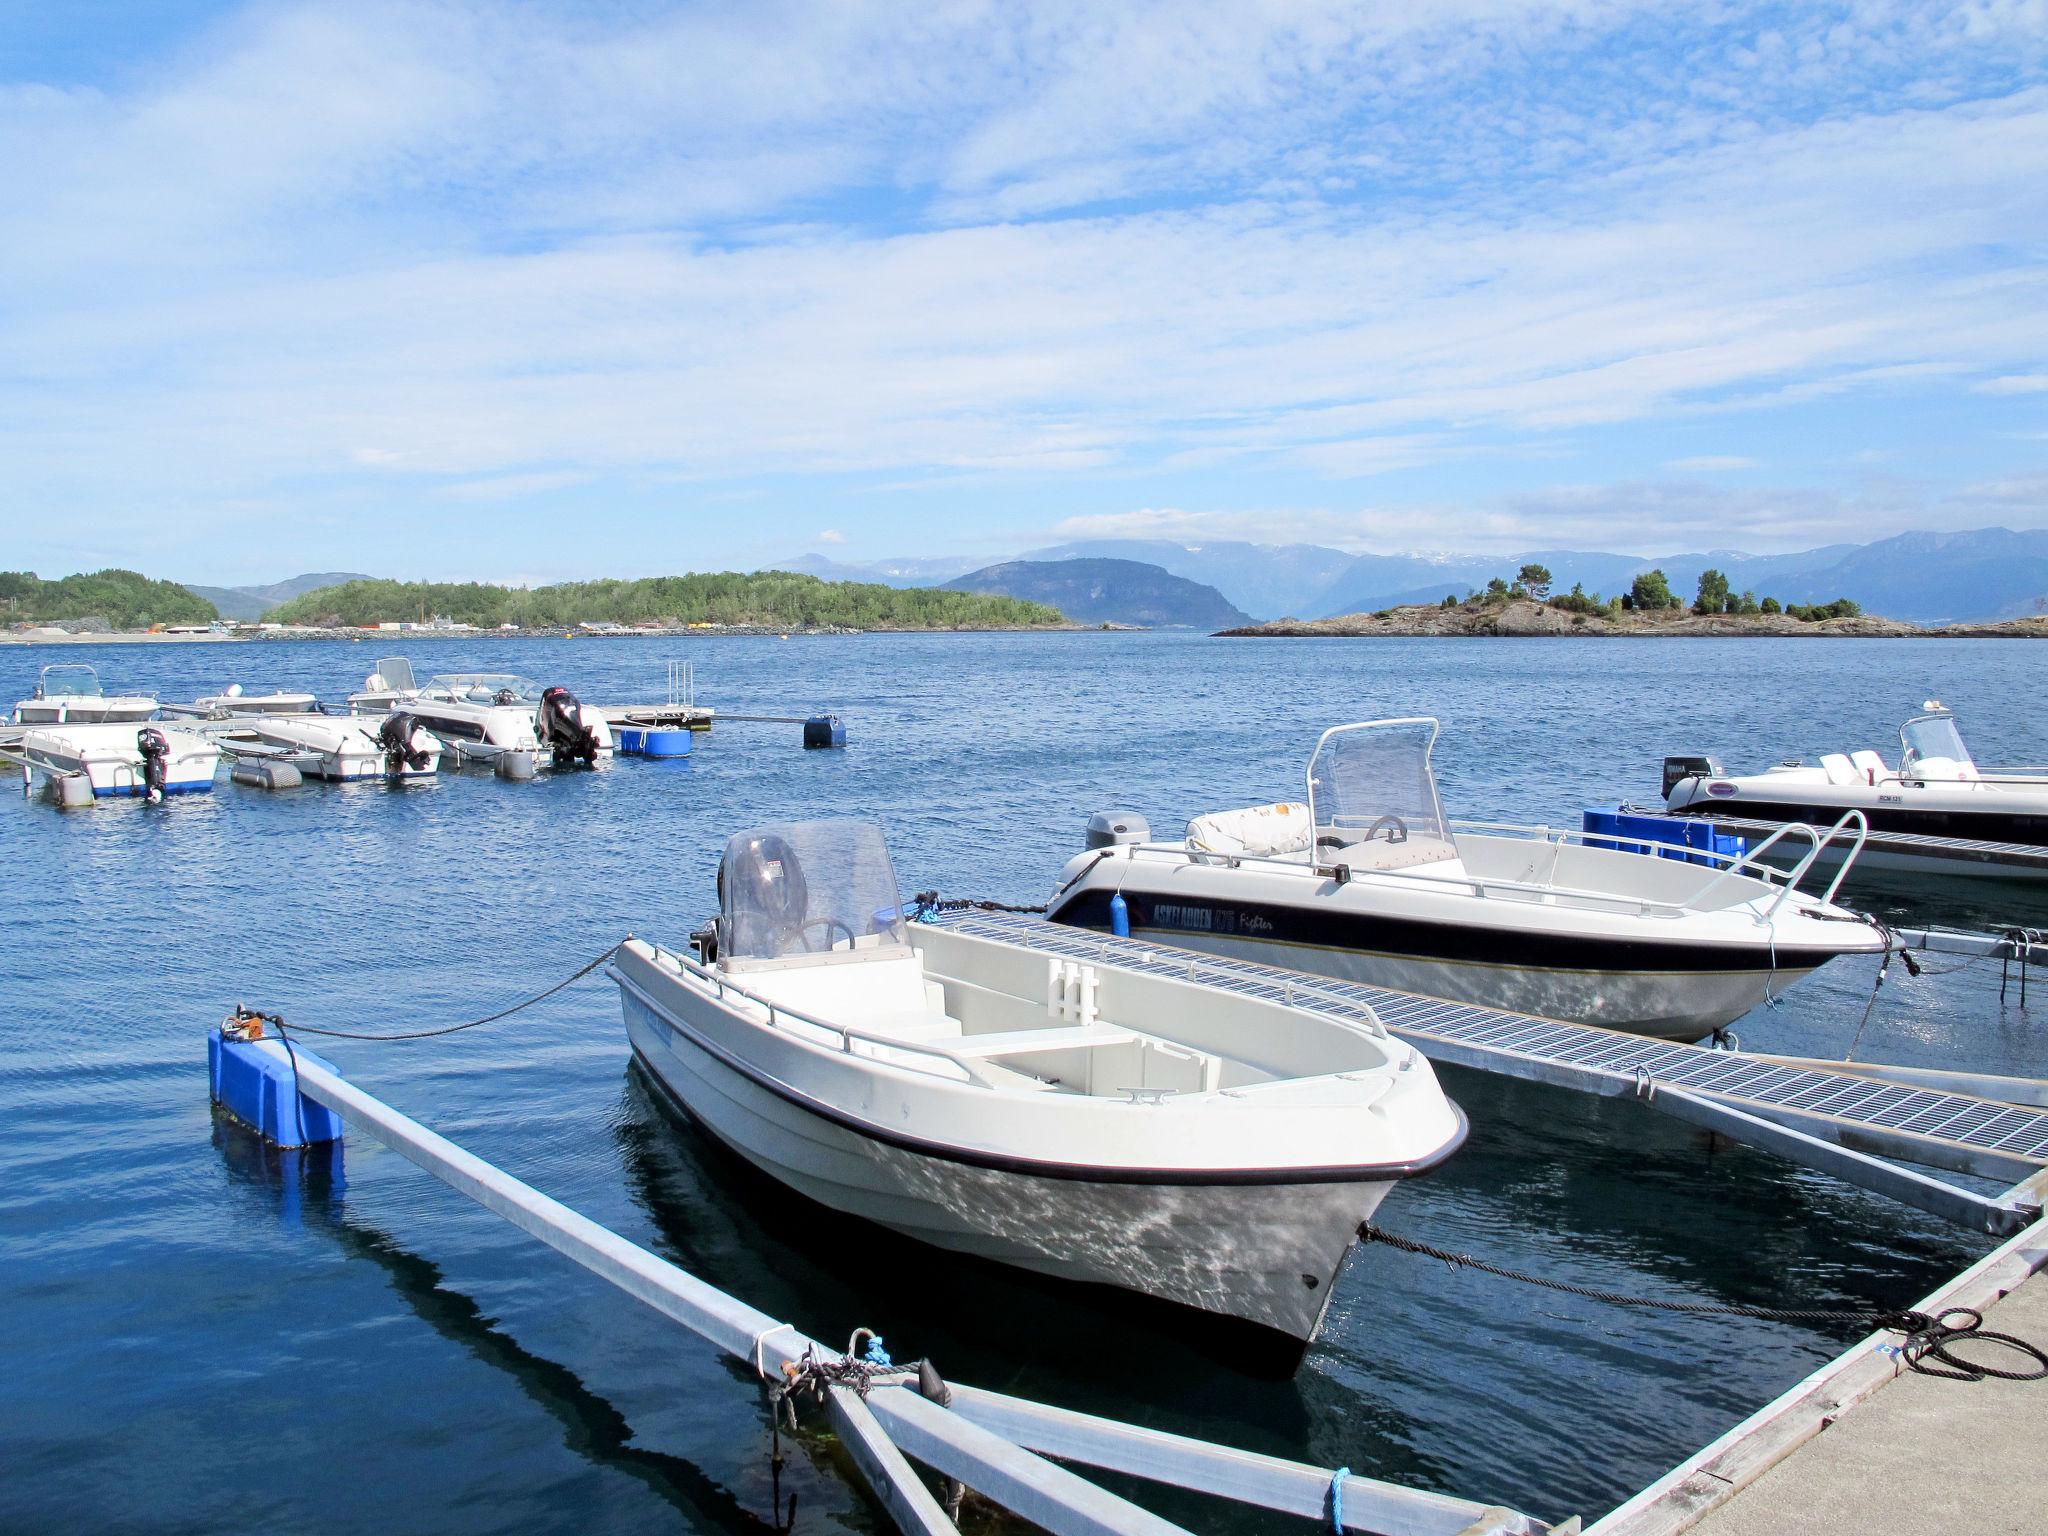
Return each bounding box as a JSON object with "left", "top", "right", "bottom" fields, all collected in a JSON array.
[
  {"left": 764, "top": 1330, "right": 924, "bottom": 1430},
  {"left": 225, "top": 944, "right": 622, "bottom": 1043},
  {"left": 1357, "top": 1223, "right": 2048, "bottom": 1383}
]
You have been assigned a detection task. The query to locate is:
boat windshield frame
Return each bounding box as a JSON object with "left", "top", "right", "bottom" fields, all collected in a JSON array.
[
  {"left": 1304, "top": 718, "right": 1455, "bottom": 863},
  {"left": 421, "top": 673, "right": 544, "bottom": 704},
  {"left": 36, "top": 664, "right": 105, "bottom": 700},
  {"left": 1900, "top": 711, "right": 1975, "bottom": 777},
  {"left": 717, "top": 819, "right": 913, "bottom": 972}
]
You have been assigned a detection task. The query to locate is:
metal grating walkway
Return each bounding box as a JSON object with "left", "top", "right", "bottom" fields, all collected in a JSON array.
[{"left": 935, "top": 910, "right": 2048, "bottom": 1172}]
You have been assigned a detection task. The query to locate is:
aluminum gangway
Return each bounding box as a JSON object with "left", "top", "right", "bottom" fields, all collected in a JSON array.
[{"left": 935, "top": 911, "right": 2048, "bottom": 1235}]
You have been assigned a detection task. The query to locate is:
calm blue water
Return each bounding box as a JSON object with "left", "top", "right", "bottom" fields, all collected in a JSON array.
[{"left": 5, "top": 633, "right": 2045, "bottom": 1533}]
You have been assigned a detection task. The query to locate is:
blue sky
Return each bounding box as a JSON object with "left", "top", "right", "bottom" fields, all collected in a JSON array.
[{"left": 3, "top": 1, "right": 2046, "bottom": 584}]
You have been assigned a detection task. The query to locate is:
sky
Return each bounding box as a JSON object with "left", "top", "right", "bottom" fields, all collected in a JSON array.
[{"left": 3, "top": 0, "right": 2046, "bottom": 585}]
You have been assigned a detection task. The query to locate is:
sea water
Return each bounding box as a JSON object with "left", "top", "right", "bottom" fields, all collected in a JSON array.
[{"left": 4, "top": 632, "right": 2045, "bottom": 1532}]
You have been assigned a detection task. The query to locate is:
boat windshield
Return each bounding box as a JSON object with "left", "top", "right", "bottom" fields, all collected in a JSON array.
[
  {"left": 1900, "top": 712, "right": 1975, "bottom": 778},
  {"left": 1306, "top": 719, "right": 1458, "bottom": 869},
  {"left": 718, "top": 820, "right": 911, "bottom": 969},
  {"left": 372, "top": 657, "right": 417, "bottom": 692},
  {"left": 38, "top": 665, "right": 104, "bottom": 699},
  {"left": 422, "top": 673, "right": 542, "bottom": 704}
]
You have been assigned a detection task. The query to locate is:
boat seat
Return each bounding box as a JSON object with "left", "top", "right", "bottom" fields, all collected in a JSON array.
[
  {"left": 952, "top": 1025, "right": 1139, "bottom": 1058},
  {"left": 1849, "top": 750, "right": 1889, "bottom": 782},
  {"left": 1818, "top": 753, "right": 1858, "bottom": 786},
  {"left": 1333, "top": 834, "right": 1461, "bottom": 873}
]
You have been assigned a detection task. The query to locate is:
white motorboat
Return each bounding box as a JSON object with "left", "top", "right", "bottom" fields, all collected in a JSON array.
[
  {"left": 347, "top": 657, "right": 421, "bottom": 714},
  {"left": 1664, "top": 705, "right": 2048, "bottom": 866},
  {"left": 193, "top": 683, "right": 320, "bottom": 716},
  {"left": 404, "top": 673, "right": 613, "bottom": 765},
  {"left": 18, "top": 722, "right": 219, "bottom": 799},
  {"left": 245, "top": 711, "right": 442, "bottom": 781},
  {"left": 13, "top": 664, "right": 157, "bottom": 724},
  {"left": 1045, "top": 719, "right": 1888, "bottom": 1042},
  {"left": 612, "top": 820, "right": 1465, "bottom": 1346}
]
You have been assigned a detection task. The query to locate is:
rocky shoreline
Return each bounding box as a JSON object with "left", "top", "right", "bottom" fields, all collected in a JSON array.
[{"left": 1216, "top": 599, "right": 2048, "bottom": 639}]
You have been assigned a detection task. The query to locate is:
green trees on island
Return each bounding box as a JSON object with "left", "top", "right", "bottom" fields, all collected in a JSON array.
[
  {"left": 264, "top": 572, "right": 1066, "bottom": 630},
  {"left": 0, "top": 569, "right": 219, "bottom": 629},
  {"left": 1448, "top": 565, "right": 1867, "bottom": 624}
]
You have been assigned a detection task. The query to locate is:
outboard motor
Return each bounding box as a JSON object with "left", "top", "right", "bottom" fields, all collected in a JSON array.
[
  {"left": 538, "top": 685, "right": 601, "bottom": 768},
  {"left": 1662, "top": 753, "right": 1723, "bottom": 801},
  {"left": 378, "top": 711, "right": 433, "bottom": 773},
  {"left": 1085, "top": 811, "right": 1151, "bottom": 850},
  {"left": 137, "top": 727, "right": 171, "bottom": 804}
]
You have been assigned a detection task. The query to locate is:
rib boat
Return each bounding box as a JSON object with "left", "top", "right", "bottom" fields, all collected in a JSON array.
[
  {"left": 1046, "top": 719, "right": 1888, "bottom": 1041},
  {"left": 1664, "top": 705, "right": 2048, "bottom": 853},
  {"left": 403, "top": 674, "right": 612, "bottom": 765},
  {"left": 13, "top": 664, "right": 157, "bottom": 724},
  {"left": 246, "top": 711, "right": 442, "bottom": 781},
  {"left": 611, "top": 819, "right": 1465, "bottom": 1346},
  {"left": 19, "top": 722, "right": 220, "bottom": 799}
]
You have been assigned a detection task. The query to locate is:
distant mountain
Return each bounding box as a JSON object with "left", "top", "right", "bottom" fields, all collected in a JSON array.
[
  {"left": 1020, "top": 539, "right": 1355, "bottom": 620},
  {"left": 1753, "top": 530, "right": 2048, "bottom": 625},
  {"left": 792, "top": 528, "right": 2048, "bottom": 625},
  {"left": 182, "top": 572, "right": 372, "bottom": 621},
  {"left": 943, "top": 558, "right": 1250, "bottom": 628},
  {"left": 770, "top": 553, "right": 986, "bottom": 588}
]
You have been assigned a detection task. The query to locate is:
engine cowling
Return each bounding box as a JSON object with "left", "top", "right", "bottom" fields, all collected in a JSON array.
[
  {"left": 538, "top": 686, "right": 600, "bottom": 767},
  {"left": 137, "top": 727, "right": 171, "bottom": 803},
  {"left": 378, "top": 711, "right": 433, "bottom": 772}
]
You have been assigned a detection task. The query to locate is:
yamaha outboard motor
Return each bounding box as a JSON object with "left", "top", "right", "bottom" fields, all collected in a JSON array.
[
  {"left": 1662, "top": 753, "right": 1723, "bottom": 801},
  {"left": 378, "top": 711, "right": 433, "bottom": 773},
  {"left": 137, "top": 727, "right": 171, "bottom": 804},
  {"left": 538, "top": 685, "right": 601, "bottom": 768}
]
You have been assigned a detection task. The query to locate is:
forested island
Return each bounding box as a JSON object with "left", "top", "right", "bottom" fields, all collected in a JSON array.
[
  {"left": 266, "top": 572, "right": 1066, "bottom": 630},
  {"left": 1, "top": 569, "right": 220, "bottom": 629}
]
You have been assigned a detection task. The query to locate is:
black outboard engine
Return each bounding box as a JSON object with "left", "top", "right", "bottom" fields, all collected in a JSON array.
[
  {"left": 538, "top": 685, "right": 600, "bottom": 768},
  {"left": 137, "top": 727, "right": 171, "bottom": 804},
  {"left": 378, "top": 711, "right": 433, "bottom": 773},
  {"left": 1662, "top": 753, "right": 1723, "bottom": 800}
]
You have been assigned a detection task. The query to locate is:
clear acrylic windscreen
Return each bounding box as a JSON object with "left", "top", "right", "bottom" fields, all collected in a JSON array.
[
  {"left": 1307, "top": 721, "right": 1454, "bottom": 857},
  {"left": 1901, "top": 714, "right": 1973, "bottom": 774},
  {"left": 719, "top": 820, "right": 911, "bottom": 967}
]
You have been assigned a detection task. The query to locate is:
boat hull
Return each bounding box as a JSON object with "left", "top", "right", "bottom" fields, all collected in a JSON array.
[
  {"left": 15, "top": 700, "right": 158, "bottom": 725},
  {"left": 618, "top": 978, "right": 1388, "bottom": 1343},
  {"left": 1048, "top": 883, "right": 1839, "bottom": 1041},
  {"left": 23, "top": 732, "right": 219, "bottom": 797}
]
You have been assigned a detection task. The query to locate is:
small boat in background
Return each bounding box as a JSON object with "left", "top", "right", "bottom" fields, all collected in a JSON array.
[
  {"left": 405, "top": 673, "right": 612, "bottom": 766},
  {"left": 247, "top": 711, "right": 442, "bottom": 782},
  {"left": 19, "top": 723, "right": 219, "bottom": 799},
  {"left": 614, "top": 819, "right": 1465, "bottom": 1346},
  {"left": 13, "top": 664, "right": 157, "bottom": 724},
  {"left": 1048, "top": 718, "right": 1888, "bottom": 1041},
  {"left": 193, "top": 684, "right": 320, "bottom": 717},
  {"left": 347, "top": 657, "right": 422, "bottom": 714},
  {"left": 1665, "top": 704, "right": 2048, "bottom": 851}
]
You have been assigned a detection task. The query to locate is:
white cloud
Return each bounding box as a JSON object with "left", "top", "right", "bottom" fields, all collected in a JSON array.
[
  {"left": 1979, "top": 373, "right": 2048, "bottom": 394},
  {"left": 2, "top": 1, "right": 2047, "bottom": 564},
  {"left": 1665, "top": 455, "right": 1761, "bottom": 472},
  {"left": 815, "top": 528, "right": 847, "bottom": 544}
]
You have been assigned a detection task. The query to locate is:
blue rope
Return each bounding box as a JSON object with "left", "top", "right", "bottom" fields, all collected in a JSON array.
[
  {"left": 864, "top": 1335, "right": 893, "bottom": 1367},
  {"left": 1329, "top": 1466, "right": 1348, "bottom": 1532}
]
